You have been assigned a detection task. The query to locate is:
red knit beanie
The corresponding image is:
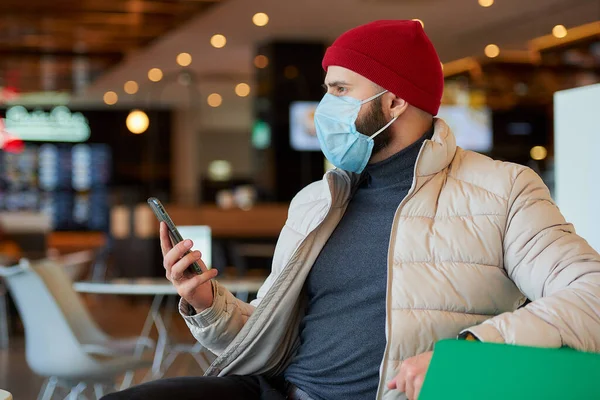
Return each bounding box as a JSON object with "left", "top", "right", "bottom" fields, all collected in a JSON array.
[{"left": 322, "top": 20, "right": 444, "bottom": 116}]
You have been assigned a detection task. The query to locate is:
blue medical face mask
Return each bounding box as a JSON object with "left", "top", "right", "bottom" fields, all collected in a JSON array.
[{"left": 314, "top": 90, "right": 398, "bottom": 173}]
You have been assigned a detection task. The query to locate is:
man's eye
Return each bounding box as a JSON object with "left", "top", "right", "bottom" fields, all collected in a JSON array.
[{"left": 336, "top": 87, "right": 347, "bottom": 94}]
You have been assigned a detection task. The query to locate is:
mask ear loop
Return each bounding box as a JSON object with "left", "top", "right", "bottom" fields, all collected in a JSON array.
[
  {"left": 361, "top": 90, "right": 388, "bottom": 104},
  {"left": 370, "top": 115, "right": 398, "bottom": 139},
  {"left": 360, "top": 90, "right": 398, "bottom": 138}
]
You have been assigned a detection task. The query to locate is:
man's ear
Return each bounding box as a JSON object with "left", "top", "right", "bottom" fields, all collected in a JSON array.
[{"left": 389, "top": 95, "right": 408, "bottom": 119}]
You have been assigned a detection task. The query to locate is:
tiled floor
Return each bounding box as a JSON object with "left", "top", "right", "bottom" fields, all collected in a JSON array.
[
  {"left": 1, "top": 337, "right": 46, "bottom": 399},
  {"left": 0, "top": 295, "right": 205, "bottom": 399}
]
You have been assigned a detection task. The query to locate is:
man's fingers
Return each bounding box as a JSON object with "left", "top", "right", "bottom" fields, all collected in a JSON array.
[
  {"left": 387, "top": 378, "right": 398, "bottom": 390},
  {"left": 195, "top": 257, "right": 210, "bottom": 274},
  {"left": 397, "top": 368, "right": 407, "bottom": 393},
  {"left": 403, "top": 365, "right": 417, "bottom": 400},
  {"left": 413, "top": 375, "right": 425, "bottom": 400},
  {"left": 405, "top": 377, "right": 415, "bottom": 400},
  {"left": 163, "top": 238, "right": 194, "bottom": 273},
  {"left": 159, "top": 222, "right": 173, "bottom": 256},
  {"left": 178, "top": 268, "right": 218, "bottom": 297},
  {"left": 170, "top": 251, "right": 202, "bottom": 281},
  {"left": 389, "top": 353, "right": 432, "bottom": 398}
]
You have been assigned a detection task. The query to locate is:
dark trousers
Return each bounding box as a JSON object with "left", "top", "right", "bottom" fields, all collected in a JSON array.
[{"left": 101, "top": 375, "right": 288, "bottom": 400}]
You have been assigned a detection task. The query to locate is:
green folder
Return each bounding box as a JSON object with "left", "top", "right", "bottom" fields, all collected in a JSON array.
[{"left": 419, "top": 339, "right": 600, "bottom": 400}]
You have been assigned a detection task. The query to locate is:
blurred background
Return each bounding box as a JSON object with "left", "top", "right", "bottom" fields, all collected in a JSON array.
[{"left": 0, "top": 0, "right": 598, "bottom": 398}]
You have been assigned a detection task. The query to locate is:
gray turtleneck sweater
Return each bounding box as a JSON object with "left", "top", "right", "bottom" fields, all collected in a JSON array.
[{"left": 284, "top": 129, "right": 432, "bottom": 400}]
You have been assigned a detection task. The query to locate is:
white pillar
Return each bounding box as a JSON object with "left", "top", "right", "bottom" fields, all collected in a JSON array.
[{"left": 554, "top": 83, "right": 600, "bottom": 252}]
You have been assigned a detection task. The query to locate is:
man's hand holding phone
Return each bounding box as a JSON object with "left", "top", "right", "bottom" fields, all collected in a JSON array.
[{"left": 160, "top": 222, "right": 218, "bottom": 313}]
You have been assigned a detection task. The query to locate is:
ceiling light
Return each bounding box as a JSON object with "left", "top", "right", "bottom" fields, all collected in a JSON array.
[
  {"left": 478, "top": 0, "right": 494, "bottom": 7},
  {"left": 207, "top": 93, "right": 223, "bottom": 107},
  {"left": 412, "top": 19, "right": 424, "bottom": 28},
  {"left": 210, "top": 34, "right": 227, "bottom": 49},
  {"left": 177, "top": 52, "right": 192, "bottom": 67},
  {"left": 126, "top": 110, "right": 149, "bottom": 134},
  {"left": 253, "top": 13, "right": 269, "bottom": 27},
  {"left": 103, "top": 91, "right": 118, "bottom": 105},
  {"left": 530, "top": 146, "right": 547, "bottom": 161},
  {"left": 235, "top": 83, "right": 251, "bottom": 97},
  {"left": 124, "top": 81, "right": 138, "bottom": 95},
  {"left": 148, "top": 68, "right": 163, "bottom": 82},
  {"left": 552, "top": 25, "right": 568, "bottom": 39},
  {"left": 254, "top": 55, "right": 269, "bottom": 69},
  {"left": 484, "top": 44, "right": 500, "bottom": 58}
]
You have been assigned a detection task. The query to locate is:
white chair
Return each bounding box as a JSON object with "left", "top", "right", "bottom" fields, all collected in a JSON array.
[
  {"left": 0, "top": 261, "right": 150, "bottom": 400},
  {"left": 0, "top": 211, "right": 51, "bottom": 350},
  {"left": 0, "top": 389, "right": 12, "bottom": 400},
  {"left": 32, "top": 258, "right": 154, "bottom": 357},
  {"left": 0, "top": 278, "right": 9, "bottom": 349}
]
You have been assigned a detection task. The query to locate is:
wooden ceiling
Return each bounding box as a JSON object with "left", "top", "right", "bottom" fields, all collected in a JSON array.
[{"left": 0, "top": 0, "right": 221, "bottom": 94}]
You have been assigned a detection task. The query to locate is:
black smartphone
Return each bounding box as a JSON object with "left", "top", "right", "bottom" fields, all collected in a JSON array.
[{"left": 147, "top": 197, "right": 203, "bottom": 275}]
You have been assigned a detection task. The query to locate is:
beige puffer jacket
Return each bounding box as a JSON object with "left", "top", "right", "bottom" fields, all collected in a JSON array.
[{"left": 181, "top": 119, "right": 600, "bottom": 399}]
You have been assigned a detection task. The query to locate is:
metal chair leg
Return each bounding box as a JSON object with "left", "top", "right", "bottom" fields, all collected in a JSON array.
[
  {"left": 146, "top": 295, "right": 168, "bottom": 380},
  {"left": 65, "top": 382, "right": 87, "bottom": 400},
  {"left": 93, "top": 384, "right": 105, "bottom": 400},
  {"left": 121, "top": 367, "right": 144, "bottom": 391},
  {"left": 40, "top": 377, "right": 58, "bottom": 400},
  {"left": 163, "top": 295, "right": 176, "bottom": 333},
  {"left": 160, "top": 350, "right": 179, "bottom": 375},
  {"left": 192, "top": 352, "right": 212, "bottom": 372},
  {"left": 119, "top": 370, "right": 134, "bottom": 391},
  {"left": 37, "top": 378, "right": 49, "bottom": 400}
]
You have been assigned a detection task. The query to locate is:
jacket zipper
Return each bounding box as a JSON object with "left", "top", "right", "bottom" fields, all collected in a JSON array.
[
  {"left": 206, "top": 191, "right": 337, "bottom": 375},
  {"left": 206, "top": 234, "right": 315, "bottom": 375},
  {"left": 376, "top": 143, "right": 427, "bottom": 399}
]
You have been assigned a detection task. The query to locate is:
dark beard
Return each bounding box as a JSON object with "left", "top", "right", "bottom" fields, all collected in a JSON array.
[{"left": 355, "top": 96, "right": 391, "bottom": 155}]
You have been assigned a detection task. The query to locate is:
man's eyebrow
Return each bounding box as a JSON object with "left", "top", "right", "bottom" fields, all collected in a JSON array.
[{"left": 322, "top": 80, "right": 352, "bottom": 89}]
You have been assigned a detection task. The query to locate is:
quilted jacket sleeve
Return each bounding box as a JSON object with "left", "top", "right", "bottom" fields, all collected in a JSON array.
[
  {"left": 178, "top": 280, "right": 256, "bottom": 355},
  {"left": 464, "top": 167, "right": 600, "bottom": 351},
  {"left": 176, "top": 179, "right": 324, "bottom": 356},
  {"left": 177, "top": 219, "right": 299, "bottom": 355},
  {"left": 178, "top": 260, "right": 285, "bottom": 355}
]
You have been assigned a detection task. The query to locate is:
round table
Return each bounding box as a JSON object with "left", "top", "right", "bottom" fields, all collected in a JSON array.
[{"left": 73, "top": 277, "right": 265, "bottom": 382}]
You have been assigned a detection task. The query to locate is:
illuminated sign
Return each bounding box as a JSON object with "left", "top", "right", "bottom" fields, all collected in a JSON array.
[
  {"left": 252, "top": 120, "right": 271, "bottom": 149},
  {"left": 2, "top": 106, "right": 90, "bottom": 142}
]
